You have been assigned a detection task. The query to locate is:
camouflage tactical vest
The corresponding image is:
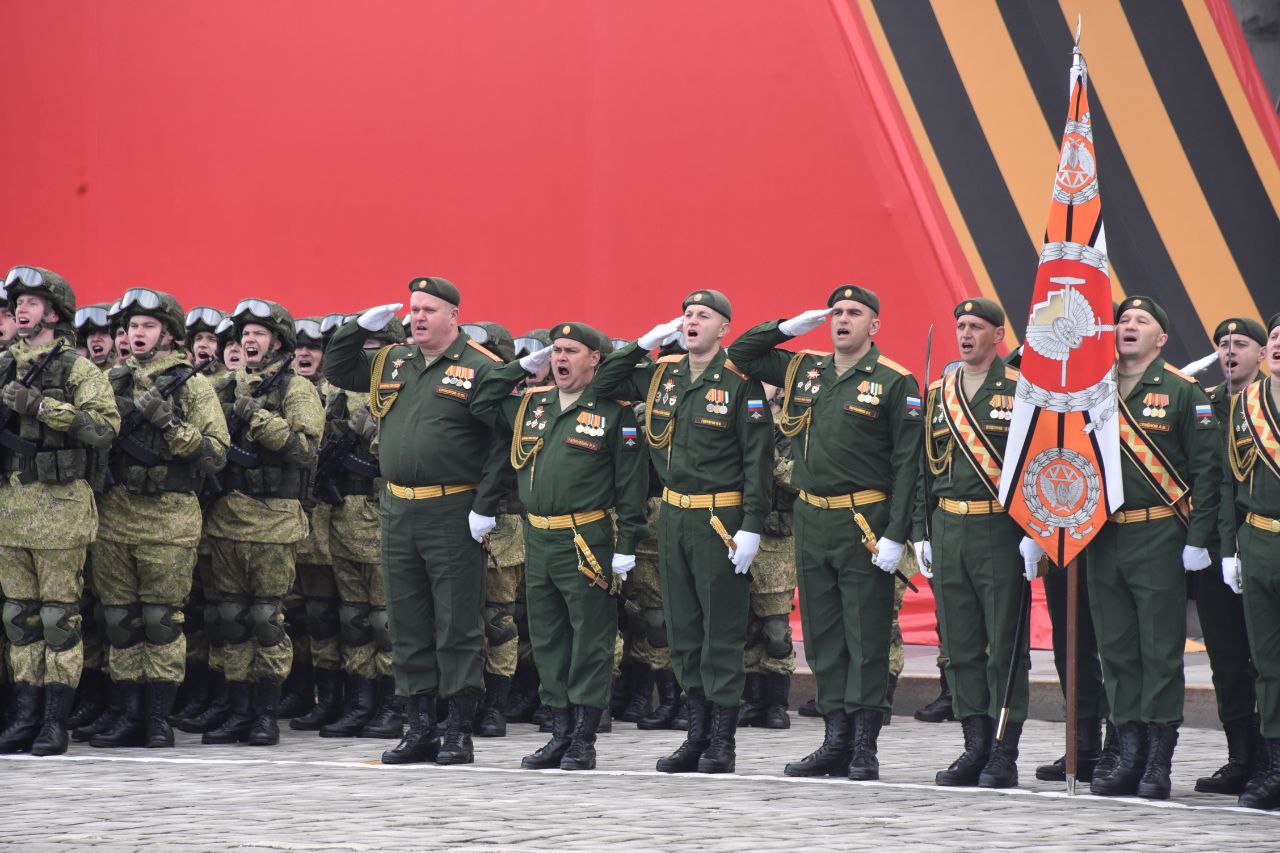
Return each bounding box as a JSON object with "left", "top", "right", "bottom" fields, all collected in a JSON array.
[
  {"left": 322, "top": 390, "right": 380, "bottom": 498},
  {"left": 0, "top": 347, "right": 94, "bottom": 485},
  {"left": 217, "top": 371, "right": 311, "bottom": 500},
  {"left": 107, "top": 362, "right": 205, "bottom": 495}
]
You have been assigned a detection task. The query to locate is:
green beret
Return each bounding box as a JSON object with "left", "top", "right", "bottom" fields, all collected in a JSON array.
[
  {"left": 1213, "top": 317, "right": 1267, "bottom": 347},
  {"left": 550, "top": 321, "right": 603, "bottom": 352},
  {"left": 828, "top": 285, "right": 880, "bottom": 314},
  {"left": 1116, "top": 295, "right": 1168, "bottom": 333},
  {"left": 682, "top": 289, "right": 732, "bottom": 321},
  {"left": 407, "top": 276, "right": 461, "bottom": 307},
  {"left": 954, "top": 297, "right": 1005, "bottom": 327},
  {"left": 1269, "top": 313, "right": 1280, "bottom": 335}
]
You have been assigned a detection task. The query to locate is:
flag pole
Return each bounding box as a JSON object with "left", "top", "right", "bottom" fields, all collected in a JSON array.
[
  {"left": 1065, "top": 556, "right": 1080, "bottom": 795},
  {"left": 996, "top": 579, "right": 1031, "bottom": 741}
]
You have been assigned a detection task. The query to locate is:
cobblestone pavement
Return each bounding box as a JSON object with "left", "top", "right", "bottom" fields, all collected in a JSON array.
[{"left": 2, "top": 715, "right": 1275, "bottom": 851}]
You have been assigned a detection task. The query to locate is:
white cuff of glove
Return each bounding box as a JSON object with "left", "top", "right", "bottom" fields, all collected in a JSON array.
[
  {"left": 1019, "top": 536, "right": 1045, "bottom": 582},
  {"left": 872, "top": 538, "right": 904, "bottom": 574},
  {"left": 518, "top": 345, "right": 554, "bottom": 374},
  {"left": 914, "top": 541, "right": 933, "bottom": 579},
  {"left": 468, "top": 511, "right": 497, "bottom": 543},
  {"left": 730, "top": 531, "right": 761, "bottom": 574},
  {"left": 637, "top": 317, "right": 685, "bottom": 351},
  {"left": 1222, "top": 557, "right": 1243, "bottom": 594},
  {"left": 357, "top": 303, "right": 404, "bottom": 332},
  {"left": 778, "top": 308, "right": 833, "bottom": 338},
  {"left": 612, "top": 553, "right": 636, "bottom": 580},
  {"left": 1183, "top": 545, "right": 1211, "bottom": 572}
]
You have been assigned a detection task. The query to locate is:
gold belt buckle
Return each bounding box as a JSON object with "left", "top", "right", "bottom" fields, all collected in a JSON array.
[
  {"left": 679, "top": 494, "right": 691, "bottom": 508},
  {"left": 956, "top": 500, "right": 968, "bottom": 514}
]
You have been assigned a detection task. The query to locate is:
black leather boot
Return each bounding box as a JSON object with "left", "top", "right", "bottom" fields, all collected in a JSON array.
[
  {"left": 620, "top": 668, "right": 653, "bottom": 724},
  {"left": 798, "top": 698, "right": 820, "bottom": 718},
  {"left": 656, "top": 697, "right": 709, "bottom": 773},
  {"left": 1092, "top": 719, "right": 1119, "bottom": 781},
  {"left": 1246, "top": 726, "right": 1272, "bottom": 795},
  {"left": 737, "top": 673, "right": 766, "bottom": 728},
  {"left": 697, "top": 704, "right": 738, "bottom": 774},
  {"left": 90, "top": 681, "right": 146, "bottom": 748},
  {"left": 671, "top": 695, "right": 690, "bottom": 730},
  {"left": 761, "top": 674, "right": 791, "bottom": 730},
  {"left": 177, "top": 669, "right": 228, "bottom": 733},
  {"left": 1090, "top": 722, "right": 1147, "bottom": 796},
  {"left": 504, "top": 663, "right": 540, "bottom": 724},
  {"left": 275, "top": 662, "right": 314, "bottom": 719},
  {"left": 359, "top": 676, "right": 404, "bottom": 739},
  {"left": 1136, "top": 722, "right": 1178, "bottom": 799},
  {"left": 247, "top": 678, "right": 282, "bottom": 746},
  {"left": 382, "top": 693, "right": 440, "bottom": 764},
  {"left": 476, "top": 671, "right": 511, "bottom": 737},
  {"left": 915, "top": 665, "right": 954, "bottom": 723},
  {"left": 145, "top": 681, "right": 179, "bottom": 748},
  {"left": 784, "top": 710, "right": 851, "bottom": 777},
  {"left": 202, "top": 680, "right": 254, "bottom": 744},
  {"left": 560, "top": 705, "right": 603, "bottom": 770},
  {"left": 637, "top": 669, "right": 680, "bottom": 730},
  {"left": 169, "top": 661, "right": 210, "bottom": 727},
  {"left": 436, "top": 694, "right": 477, "bottom": 765},
  {"left": 848, "top": 709, "right": 884, "bottom": 781},
  {"left": 936, "top": 715, "right": 991, "bottom": 786},
  {"left": 73, "top": 677, "right": 123, "bottom": 742},
  {"left": 66, "top": 667, "right": 108, "bottom": 730},
  {"left": 1035, "top": 716, "right": 1102, "bottom": 782},
  {"left": 882, "top": 674, "right": 898, "bottom": 726},
  {"left": 521, "top": 706, "right": 572, "bottom": 769},
  {"left": 0, "top": 683, "right": 42, "bottom": 753},
  {"left": 319, "top": 676, "right": 377, "bottom": 738},
  {"left": 609, "top": 669, "right": 630, "bottom": 719},
  {"left": 979, "top": 719, "right": 1022, "bottom": 788},
  {"left": 290, "top": 668, "right": 344, "bottom": 731},
  {"left": 1239, "top": 738, "right": 1280, "bottom": 810},
  {"left": 31, "top": 683, "right": 75, "bottom": 756},
  {"left": 1196, "top": 716, "right": 1258, "bottom": 795}
]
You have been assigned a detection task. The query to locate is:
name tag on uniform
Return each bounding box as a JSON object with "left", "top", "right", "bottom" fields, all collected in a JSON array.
[
  {"left": 565, "top": 436, "right": 602, "bottom": 452},
  {"left": 693, "top": 416, "right": 728, "bottom": 430},
  {"left": 378, "top": 382, "right": 402, "bottom": 392},
  {"left": 843, "top": 402, "right": 878, "bottom": 420},
  {"left": 1138, "top": 420, "right": 1171, "bottom": 433},
  {"left": 435, "top": 384, "right": 469, "bottom": 402}
]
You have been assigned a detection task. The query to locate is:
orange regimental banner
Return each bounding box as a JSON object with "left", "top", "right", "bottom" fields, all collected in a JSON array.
[{"left": 998, "top": 40, "right": 1124, "bottom": 568}]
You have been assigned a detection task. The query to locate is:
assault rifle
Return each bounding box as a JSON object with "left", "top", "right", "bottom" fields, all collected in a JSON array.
[
  {"left": 0, "top": 340, "right": 67, "bottom": 456},
  {"left": 204, "top": 353, "right": 295, "bottom": 496},
  {"left": 111, "top": 357, "right": 214, "bottom": 468},
  {"left": 313, "top": 427, "right": 380, "bottom": 506}
]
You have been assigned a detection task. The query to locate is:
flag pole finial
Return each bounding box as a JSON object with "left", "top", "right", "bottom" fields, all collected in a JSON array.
[{"left": 1074, "top": 15, "right": 1083, "bottom": 48}]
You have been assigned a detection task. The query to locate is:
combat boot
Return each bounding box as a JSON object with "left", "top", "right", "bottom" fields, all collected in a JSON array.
[
  {"left": 180, "top": 670, "right": 229, "bottom": 734},
  {"left": 359, "top": 676, "right": 405, "bottom": 739},
  {"left": 382, "top": 693, "right": 440, "bottom": 764},
  {"left": 90, "top": 681, "right": 146, "bottom": 748},
  {"left": 436, "top": 694, "right": 477, "bottom": 765},
  {"left": 1238, "top": 739, "right": 1280, "bottom": 810},
  {"left": 697, "top": 705, "right": 738, "bottom": 774},
  {"left": 0, "top": 683, "right": 43, "bottom": 753},
  {"left": 761, "top": 673, "right": 791, "bottom": 730},
  {"left": 145, "top": 681, "right": 179, "bottom": 748},
  {"left": 620, "top": 667, "right": 653, "bottom": 724},
  {"left": 1246, "top": 727, "right": 1272, "bottom": 794},
  {"left": 784, "top": 710, "right": 851, "bottom": 777},
  {"left": 737, "top": 673, "right": 766, "bottom": 727},
  {"left": 637, "top": 669, "right": 680, "bottom": 730},
  {"left": 798, "top": 698, "right": 819, "bottom": 717},
  {"left": 30, "top": 683, "right": 75, "bottom": 756},
  {"left": 476, "top": 671, "right": 511, "bottom": 737},
  {"left": 1196, "top": 716, "right": 1258, "bottom": 795},
  {"left": 73, "top": 677, "right": 124, "bottom": 742},
  {"left": 560, "top": 705, "right": 603, "bottom": 771},
  {"left": 596, "top": 709, "right": 612, "bottom": 734},
  {"left": 202, "top": 680, "right": 254, "bottom": 744},
  {"left": 1136, "top": 723, "right": 1178, "bottom": 800},
  {"left": 671, "top": 695, "right": 691, "bottom": 731},
  {"left": 169, "top": 661, "right": 211, "bottom": 727},
  {"left": 276, "top": 662, "right": 315, "bottom": 719},
  {"left": 533, "top": 703, "right": 552, "bottom": 730},
  {"left": 609, "top": 669, "right": 630, "bottom": 719},
  {"left": 521, "top": 706, "right": 572, "bottom": 769},
  {"left": 915, "top": 665, "right": 954, "bottom": 723},
  {"left": 1090, "top": 722, "right": 1147, "bottom": 796},
  {"left": 66, "top": 667, "right": 108, "bottom": 730},
  {"left": 290, "top": 668, "right": 344, "bottom": 731},
  {"left": 246, "top": 678, "right": 282, "bottom": 746},
  {"left": 882, "top": 674, "right": 898, "bottom": 726},
  {"left": 978, "top": 719, "right": 1022, "bottom": 788},
  {"left": 935, "top": 715, "right": 991, "bottom": 786},
  {"left": 1091, "top": 719, "right": 1119, "bottom": 780},
  {"left": 1036, "top": 716, "right": 1102, "bottom": 782},
  {"left": 657, "top": 697, "right": 709, "bottom": 773},
  {"left": 319, "top": 676, "right": 377, "bottom": 737},
  {"left": 504, "top": 663, "right": 540, "bottom": 724},
  {"left": 848, "top": 709, "right": 883, "bottom": 781}
]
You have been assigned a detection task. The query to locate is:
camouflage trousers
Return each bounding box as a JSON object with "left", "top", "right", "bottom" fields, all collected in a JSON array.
[
  {"left": 207, "top": 538, "right": 297, "bottom": 683},
  {"left": 483, "top": 560, "right": 524, "bottom": 679},
  {"left": 185, "top": 554, "right": 210, "bottom": 667},
  {"left": 0, "top": 545, "right": 86, "bottom": 688},
  {"left": 80, "top": 551, "right": 106, "bottom": 673},
  {"left": 621, "top": 554, "right": 671, "bottom": 672},
  {"left": 297, "top": 562, "right": 342, "bottom": 672},
  {"left": 333, "top": 556, "right": 390, "bottom": 680},
  {"left": 90, "top": 539, "right": 195, "bottom": 684},
  {"left": 744, "top": 537, "right": 797, "bottom": 677}
]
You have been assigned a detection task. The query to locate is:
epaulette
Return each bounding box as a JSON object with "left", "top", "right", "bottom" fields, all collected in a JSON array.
[
  {"left": 467, "top": 339, "right": 503, "bottom": 363},
  {"left": 798, "top": 349, "right": 830, "bottom": 357},
  {"left": 525, "top": 384, "right": 554, "bottom": 394},
  {"left": 1004, "top": 365, "right": 1019, "bottom": 381},
  {"left": 615, "top": 399, "right": 632, "bottom": 407},
  {"left": 722, "top": 359, "right": 748, "bottom": 380},
  {"left": 657, "top": 354, "right": 686, "bottom": 364},
  {"left": 929, "top": 378, "right": 944, "bottom": 391},
  {"left": 876, "top": 354, "right": 912, "bottom": 377},
  {"left": 1163, "top": 363, "right": 1197, "bottom": 384}
]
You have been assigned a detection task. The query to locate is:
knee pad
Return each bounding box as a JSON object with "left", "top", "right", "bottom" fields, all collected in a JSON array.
[
  {"left": 304, "top": 596, "right": 341, "bottom": 641},
  {"left": 142, "top": 603, "right": 183, "bottom": 646},
  {"left": 643, "top": 607, "right": 668, "bottom": 649},
  {"left": 2, "top": 599, "right": 43, "bottom": 646},
  {"left": 283, "top": 604, "right": 307, "bottom": 641},
  {"left": 102, "top": 603, "right": 145, "bottom": 649},
  {"left": 202, "top": 600, "right": 224, "bottom": 646},
  {"left": 338, "top": 601, "right": 373, "bottom": 647},
  {"left": 217, "top": 597, "right": 253, "bottom": 645},
  {"left": 762, "top": 614, "right": 793, "bottom": 660},
  {"left": 250, "top": 598, "right": 287, "bottom": 647},
  {"left": 482, "top": 602, "right": 517, "bottom": 647},
  {"left": 40, "top": 602, "right": 82, "bottom": 652},
  {"left": 369, "top": 606, "right": 391, "bottom": 653}
]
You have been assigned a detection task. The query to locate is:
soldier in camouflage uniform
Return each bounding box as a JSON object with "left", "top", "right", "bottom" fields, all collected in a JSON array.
[
  {"left": 202, "top": 299, "right": 324, "bottom": 747},
  {"left": 87, "top": 289, "right": 229, "bottom": 748},
  {"left": 0, "top": 266, "right": 120, "bottom": 756},
  {"left": 0, "top": 300, "right": 13, "bottom": 720}
]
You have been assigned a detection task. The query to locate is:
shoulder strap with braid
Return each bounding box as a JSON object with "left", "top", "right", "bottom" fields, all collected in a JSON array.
[
  {"left": 643, "top": 360, "right": 676, "bottom": 449},
  {"left": 776, "top": 352, "right": 813, "bottom": 438},
  {"left": 368, "top": 345, "right": 399, "bottom": 417}
]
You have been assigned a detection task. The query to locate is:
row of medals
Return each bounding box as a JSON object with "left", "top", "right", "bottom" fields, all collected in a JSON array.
[
  {"left": 706, "top": 403, "right": 729, "bottom": 414},
  {"left": 989, "top": 407, "right": 1012, "bottom": 420},
  {"left": 1142, "top": 406, "right": 1166, "bottom": 418},
  {"left": 442, "top": 375, "right": 473, "bottom": 389},
  {"left": 575, "top": 424, "right": 606, "bottom": 437}
]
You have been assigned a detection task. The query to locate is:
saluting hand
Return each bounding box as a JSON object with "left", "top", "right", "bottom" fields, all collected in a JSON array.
[
  {"left": 779, "top": 308, "right": 833, "bottom": 338},
  {"left": 357, "top": 303, "right": 404, "bottom": 332},
  {"left": 518, "top": 344, "right": 553, "bottom": 377},
  {"left": 638, "top": 316, "right": 684, "bottom": 351}
]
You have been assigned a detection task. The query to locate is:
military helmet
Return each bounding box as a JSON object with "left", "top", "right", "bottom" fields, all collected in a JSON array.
[
  {"left": 230, "top": 298, "right": 297, "bottom": 352},
  {"left": 4, "top": 265, "right": 76, "bottom": 322},
  {"left": 514, "top": 328, "right": 551, "bottom": 359},
  {"left": 74, "top": 302, "right": 113, "bottom": 346},
  {"left": 117, "top": 287, "right": 186, "bottom": 340},
  {"left": 185, "top": 306, "right": 227, "bottom": 337},
  {"left": 461, "top": 321, "right": 516, "bottom": 362},
  {"left": 294, "top": 316, "right": 326, "bottom": 347},
  {"left": 215, "top": 316, "right": 237, "bottom": 345},
  {"left": 371, "top": 317, "right": 406, "bottom": 347}
]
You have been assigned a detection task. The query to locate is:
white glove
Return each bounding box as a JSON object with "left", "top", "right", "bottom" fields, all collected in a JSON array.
[
  {"left": 778, "top": 308, "right": 833, "bottom": 337},
  {"left": 357, "top": 303, "right": 404, "bottom": 332},
  {"left": 518, "top": 344, "right": 554, "bottom": 374},
  {"left": 730, "top": 530, "right": 761, "bottom": 574},
  {"left": 637, "top": 316, "right": 685, "bottom": 350},
  {"left": 1183, "top": 545, "right": 1211, "bottom": 572},
  {"left": 1222, "top": 557, "right": 1243, "bottom": 595},
  {"left": 1019, "top": 536, "right": 1045, "bottom": 582},
  {"left": 872, "top": 538, "right": 904, "bottom": 574},
  {"left": 914, "top": 541, "right": 933, "bottom": 579},
  {"left": 468, "top": 511, "right": 496, "bottom": 543},
  {"left": 612, "top": 553, "right": 636, "bottom": 581}
]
